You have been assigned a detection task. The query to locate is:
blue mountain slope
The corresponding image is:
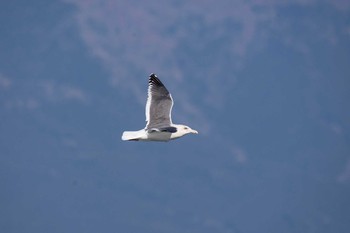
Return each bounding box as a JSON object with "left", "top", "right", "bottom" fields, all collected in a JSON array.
[{"left": 1, "top": 1, "right": 349, "bottom": 233}]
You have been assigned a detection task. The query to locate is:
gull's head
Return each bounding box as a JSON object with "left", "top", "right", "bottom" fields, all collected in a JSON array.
[
  {"left": 178, "top": 125, "right": 198, "bottom": 135},
  {"left": 170, "top": 124, "right": 198, "bottom": 140}
]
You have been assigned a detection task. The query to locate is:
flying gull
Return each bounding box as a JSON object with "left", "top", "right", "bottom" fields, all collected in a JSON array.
[{"left": 122, "top": 73, "right": 198, "bottom": 141}]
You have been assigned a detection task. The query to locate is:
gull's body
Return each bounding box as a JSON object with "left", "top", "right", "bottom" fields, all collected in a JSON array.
[{"left": 121, "top": 73, "right": 198, "bottom": 142}]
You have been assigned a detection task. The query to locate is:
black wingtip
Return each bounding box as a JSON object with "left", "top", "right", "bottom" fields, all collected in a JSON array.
[
  {"left": 149, "top": 73, "right": 163, "bottom": 86},
  {"left": 149, "top": 73, "right": 157, "bottom": 78}
]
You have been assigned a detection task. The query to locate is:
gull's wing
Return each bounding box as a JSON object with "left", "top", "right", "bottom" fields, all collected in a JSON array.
[{"left": 145, "top": 73, "right": 173, "bottom": 129}]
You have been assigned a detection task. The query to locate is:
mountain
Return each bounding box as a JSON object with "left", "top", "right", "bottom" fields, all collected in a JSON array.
[{"left": 1, "top": 0, "right": 349, "bottom": 232}]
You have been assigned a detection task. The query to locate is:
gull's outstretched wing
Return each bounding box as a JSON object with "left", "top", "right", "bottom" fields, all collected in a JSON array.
[{"left": 145, "top": 73, "right": 173, "bottom": 129}]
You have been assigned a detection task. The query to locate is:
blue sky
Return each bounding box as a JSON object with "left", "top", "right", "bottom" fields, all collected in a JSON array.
[{"left": 1, "top": 1, "right": 350, "bottom": 232}]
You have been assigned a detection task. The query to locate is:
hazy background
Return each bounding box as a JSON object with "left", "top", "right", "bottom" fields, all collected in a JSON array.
[{"left": 1, "top": 0, "right": 350, "bottom": 232}]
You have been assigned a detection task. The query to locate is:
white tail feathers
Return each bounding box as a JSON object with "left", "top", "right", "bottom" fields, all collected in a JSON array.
[{"left": 121, "top": 130, "right": 144, "bottom": 141}]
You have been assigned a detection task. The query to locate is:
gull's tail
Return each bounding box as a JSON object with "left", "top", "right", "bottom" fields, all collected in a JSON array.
[{"left": 121, "top": 130, "right": 145, "bottom": 141}]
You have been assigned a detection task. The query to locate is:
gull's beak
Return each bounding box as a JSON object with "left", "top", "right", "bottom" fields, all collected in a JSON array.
[{"left": 191, "top": 129, "right": 198, "bottom": 134}]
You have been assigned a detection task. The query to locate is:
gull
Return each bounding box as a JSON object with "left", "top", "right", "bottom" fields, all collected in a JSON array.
[{"left": 122, "top": 73, "right": 198, "bottom": 141}]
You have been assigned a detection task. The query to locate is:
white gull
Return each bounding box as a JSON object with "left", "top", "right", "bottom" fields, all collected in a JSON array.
[{"left": 121, "top": 73, "right": 198, "bottom": 142}]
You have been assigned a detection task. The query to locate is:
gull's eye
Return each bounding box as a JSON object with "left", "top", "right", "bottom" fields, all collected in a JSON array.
[{"left": 184, "top": 127, "right": 188, "bottom": 130}]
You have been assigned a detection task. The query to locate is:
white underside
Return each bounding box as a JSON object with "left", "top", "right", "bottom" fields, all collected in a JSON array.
[{"left": 122, "top": 128, "right": 184, "bottom": 142}]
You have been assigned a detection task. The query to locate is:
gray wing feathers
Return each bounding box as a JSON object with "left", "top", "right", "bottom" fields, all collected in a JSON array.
[{"left": 145, "top": 74, "right": 173, "bottom": 129}]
